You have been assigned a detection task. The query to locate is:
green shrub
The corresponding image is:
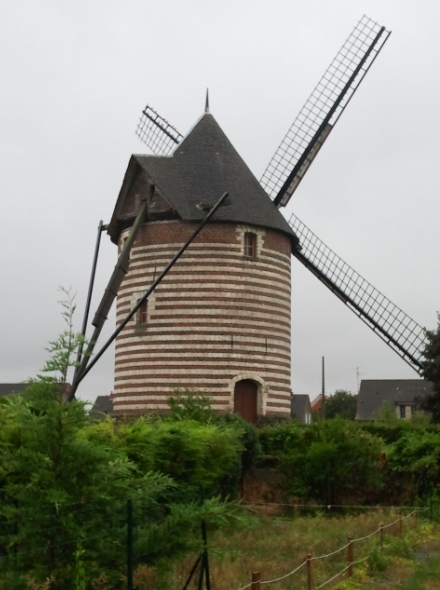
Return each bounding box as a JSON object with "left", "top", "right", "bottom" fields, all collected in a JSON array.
[
  {"left": 258, "top": 419, "right": 384, "bottom": 504},
  {"left": 218, "top": 413, "right": 261, "bottom": 497},
  {"left": 386, "top": 430, "right": 440, "bottom": 500},
  {"left": 367, "top": 546, "right": 388, "bottom": 574},
  {"left": 384, "top": 535, "right": 413, "bottom": 560},
  {"left": 167, "top": 389, "right": 216, "bottom": 423},
  {"left": 0, "top": 295, "right": 245, "bottom": 589}
]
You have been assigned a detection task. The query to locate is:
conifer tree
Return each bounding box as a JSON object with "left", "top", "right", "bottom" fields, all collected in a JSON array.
[
  {"left": 0, "top": 289, "right": 172, "bottom": 587},
  {"left": 0, "top": 290, "right": 243, "bottom": 588}
]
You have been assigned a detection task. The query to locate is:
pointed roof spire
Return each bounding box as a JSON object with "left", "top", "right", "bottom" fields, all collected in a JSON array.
[{"left": 205, "top": 88, "right": 210, "bottom": 113}]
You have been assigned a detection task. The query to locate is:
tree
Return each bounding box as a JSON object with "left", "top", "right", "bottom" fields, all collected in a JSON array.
[
  {"left": 325, "top": 390, "right": 357, "bottom": 420},
  {"left": 421, "top": 313, "right": 440, "bottom": 421},
  {"left": 42, "top": 287, "right": 86, "bottom": 398},
  {"left": 0, "top": 292, "right": 245, "bottom": 588},
  {"left": 259, "top": 418, "right": 384, "bottom": 504},
  {"left": 166, "top": 390, "right": 261, "bottom": 497},
  {"left": 0, "top": 290, "right": 172, "bottom": 588}
]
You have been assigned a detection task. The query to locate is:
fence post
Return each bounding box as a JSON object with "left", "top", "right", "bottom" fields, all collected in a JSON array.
[
  {"left": 413, "top": 509, "right": 417, "bottom": 529},
  {"left": 347, "top": 537, "right": 353, "bottom": 578},
  {"left": 380, "top": 523, "right": 384, "bottom": 549},
  {"left": 127, "top": 499, "right": 133, "bottom": 590},
  {"left": 201, "top": 519, "right": 211, "bottom": 590},
  {"left": 398, "top": 515, "right": 402, "bottom": 538},
  {"left": 306, "top": 554, "right": 313, "bottom": 590},
  {"left": 251, "top": 571, "right": 261, "bottom": 590}
]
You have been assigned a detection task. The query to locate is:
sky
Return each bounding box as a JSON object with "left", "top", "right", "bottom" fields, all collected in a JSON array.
[{"left": 1, "top": 0, "right": 440, "bottom": 405}]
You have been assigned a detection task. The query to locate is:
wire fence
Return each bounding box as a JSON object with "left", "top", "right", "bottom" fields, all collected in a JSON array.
[
  {"left": 236, "top": 509, "right": 421, "bottom": 590},
  {"left": 241, "top": 501, "right": 431, "bottom": 520},
  {"left": 0, "top": 498, "right": 432, "bottom": 590},
  {"left": 0, "top": 487, "right": 212, "bottom": 590}
]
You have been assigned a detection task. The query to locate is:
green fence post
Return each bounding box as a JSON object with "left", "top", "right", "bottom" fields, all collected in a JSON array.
[{"left": 127, "top": 499, "right": 133, "bottom": 590}]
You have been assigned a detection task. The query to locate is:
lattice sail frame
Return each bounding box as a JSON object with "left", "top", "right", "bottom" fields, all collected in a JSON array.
[
  {"left": 136, "top": 105, "right": 184, "bottom": 155},
  {"left": 261, "top": 15, "right": 391, "bottom": 208},
  {"left": 132, "top": 20, "right": 425, "bottom": 374},
  {"left": 288, "top": 213, "right": 427, "bottom": 374}
]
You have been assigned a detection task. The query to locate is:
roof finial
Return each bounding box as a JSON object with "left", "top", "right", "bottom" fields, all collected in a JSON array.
[{"left": 205, "top": 88, "right": 210, "bottom": 113}]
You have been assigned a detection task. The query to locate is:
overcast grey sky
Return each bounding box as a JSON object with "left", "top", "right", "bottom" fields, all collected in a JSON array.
[{"left": 1, "top": 0, "right": 439, "bottom": 404}]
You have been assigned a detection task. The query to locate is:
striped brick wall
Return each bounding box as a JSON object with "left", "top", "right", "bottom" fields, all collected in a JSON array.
[{"left": 113, "top": 220, "right": 292, "bottom": 418}]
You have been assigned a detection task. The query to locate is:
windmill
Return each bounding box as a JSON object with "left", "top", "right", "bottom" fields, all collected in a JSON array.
[{"left": 71, "top": 16, "right": 428, "bottom": 420}]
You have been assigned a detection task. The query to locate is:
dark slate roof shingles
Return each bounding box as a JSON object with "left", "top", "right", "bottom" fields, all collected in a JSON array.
[
  {"left": 90, "top": 395, "right": 114, "bottom": 418},
  {"left": 356, "top": 379, "right": 433, "bottom": 420},
  {"left": 0, "top": 383, "right": 29, "bottom": 396},
  {"left": 291, "top": 394, "right": 312, "bottom": 422},
  {"left": 119, "top": 113, "right": 297, "bottom": 245}
]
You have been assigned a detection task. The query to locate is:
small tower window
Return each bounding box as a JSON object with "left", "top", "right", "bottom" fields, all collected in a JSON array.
[
  {"left": 244, "top": 232, "right": 257, "bottom": 258},
  {"left": 138, "top": 300, "right": 148, "bottom": 325}
]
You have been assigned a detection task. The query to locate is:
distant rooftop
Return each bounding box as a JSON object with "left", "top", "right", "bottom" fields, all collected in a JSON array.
[
  {"left": 356, "top": 379, "right": 433, "bottom": 420},
  {"left": 291, "top": 394, "right": 312, "bottom": 423},
  {"left": 89, "top": 395, "right": 114, "bottom": 419},
  {"left": 0, "top": 383, "right": 29, "bottom": 397}
]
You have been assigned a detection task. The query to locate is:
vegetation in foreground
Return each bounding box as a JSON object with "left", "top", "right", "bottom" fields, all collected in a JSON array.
[
  {"left": 4, "top": 292, "right": 440, "bottom": 589},
  {"left": 0, "top": 293, "right": 256, "bottom": 589},
  {"left": 149, "top": 511, "right": 439, "bottom": 590},
  {"left": 401, "top": 551, "right": 440, "bottom": 590}
]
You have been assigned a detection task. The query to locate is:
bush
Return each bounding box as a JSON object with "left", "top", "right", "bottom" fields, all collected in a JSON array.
[
  {"left": 167, "top": 389, "right": 216, "bottom": 423},
  {"left": 165, "top": 392, "right": 262, "bottom": 497},
  {"left": 386, "top": 430, "right": 440, "bottom": 500},
  {"left": 367, "top": 546, "right": 388, "bottom": 574},
  {"left": 0, "top": 294, "right": 245, "bottom": 589},
  {"left": 259, "top": 419, "right": 384, "bottom": 504}
]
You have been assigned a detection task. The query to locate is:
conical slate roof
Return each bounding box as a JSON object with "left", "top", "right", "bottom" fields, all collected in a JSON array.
[{"left": 111, "top": 113, "right": 297, "bottom": 245}]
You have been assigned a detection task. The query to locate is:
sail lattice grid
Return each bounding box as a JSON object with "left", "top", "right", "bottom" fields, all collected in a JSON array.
[
  {"left": 136, "top": 105, "right": 183, "bottom": 155},
  {"left": 261, "top": 16, "right": 390, "bottom": 206},
  {"left": 289, "top": 213, "right": 427, "bottom": 374}
]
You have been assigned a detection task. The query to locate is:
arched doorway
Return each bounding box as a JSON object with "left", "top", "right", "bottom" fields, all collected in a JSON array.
[{"left": 234, "top": 379, "right": 258, "bottom": 423}]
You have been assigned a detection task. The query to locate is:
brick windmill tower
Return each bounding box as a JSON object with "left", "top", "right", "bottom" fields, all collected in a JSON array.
[
  {"left": 77, "top": 16, "right": 427, "bottom": 421},
  {"left": 107, "top": 106, "right": 298, "bottom": 421}
]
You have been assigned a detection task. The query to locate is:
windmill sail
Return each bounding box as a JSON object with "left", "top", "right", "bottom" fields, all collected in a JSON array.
[
  {"left": 261, "top": 16, "right": 391, "bottom": 208},
  {"left": 136, "top": 105, "right": 184, "bottom": 155},
  {"left": 289, "top": 213, "right": 427, "bottom": 374}
]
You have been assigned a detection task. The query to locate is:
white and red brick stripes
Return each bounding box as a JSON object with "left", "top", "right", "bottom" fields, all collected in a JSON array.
[{"left": 112, "top": 220, "right": 292, "bottom": 418}]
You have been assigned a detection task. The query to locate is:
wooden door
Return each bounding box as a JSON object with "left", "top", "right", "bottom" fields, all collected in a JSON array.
[{"left": 234, "top": 380, "right": 258, "bottom": 424}]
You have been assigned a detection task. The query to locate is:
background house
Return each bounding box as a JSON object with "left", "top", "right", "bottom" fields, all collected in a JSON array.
[
  {"left": 291, "top": 394, "right": 312, "bottom": 423},
  {"left": 0, "top": 383, "right": 29, "bottom": 398},
  {"left": 89, "top": 395, "right": 115, "bottom": 419},
  {"left": 310, "top": 394, "right": 329, "bottom": 418},
  {"left": 356, "top": 379, "right": 433, "bottom": 420}
]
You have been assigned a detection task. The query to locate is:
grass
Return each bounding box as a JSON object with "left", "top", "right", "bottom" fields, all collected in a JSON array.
[
  {"left": 131, "top": 509, "right": 438, "bottom": 589},
  {"left": 401, "top": 551, "right": 440, "bottom": 589}
]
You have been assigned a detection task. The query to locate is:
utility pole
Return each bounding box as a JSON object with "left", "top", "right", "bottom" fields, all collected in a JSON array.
[{"left": 321, "top": 356, "right": 325, "bottom": 419}]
